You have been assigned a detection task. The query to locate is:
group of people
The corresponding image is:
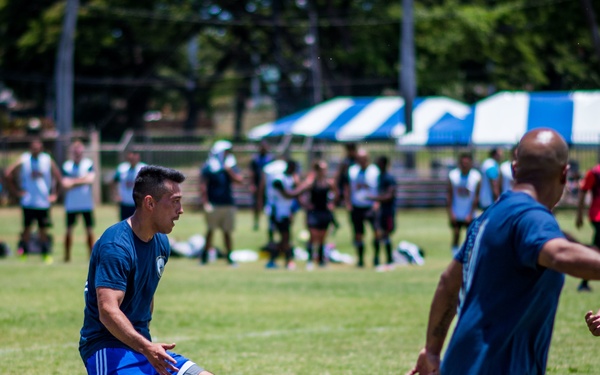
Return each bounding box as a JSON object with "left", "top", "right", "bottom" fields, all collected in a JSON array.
[
  {"left": 199, "top": 140, "right": 398, "bottom": 271},
  {"left": 4, "top": 138, "right": 146, "bottom": 264}
]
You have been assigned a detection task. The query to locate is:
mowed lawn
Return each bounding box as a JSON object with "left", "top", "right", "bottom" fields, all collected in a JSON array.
[{"left": 0, "top": 204, "right": 599, "bottom": 374}]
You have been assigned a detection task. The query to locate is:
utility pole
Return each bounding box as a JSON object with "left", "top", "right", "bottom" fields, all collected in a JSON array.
[
  {"left": 54, "top": 0, "right": 79, "bottom": 165},
  {"left": 307, "top": 3, "right": 323, "bottom": 106},
  {"left": 580, "top": 0, "right": 600, "bottom": 62},
  {"left": 400, "top": 0, "right": 415, "bottom": 134}
]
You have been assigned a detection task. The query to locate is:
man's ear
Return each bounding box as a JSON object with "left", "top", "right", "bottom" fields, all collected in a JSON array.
[
  {"left": 560, "top": 164, "right": 569, "bottom": 185},
  {"left": 144, "top": 195, "right": 154, "bottom": 209}
]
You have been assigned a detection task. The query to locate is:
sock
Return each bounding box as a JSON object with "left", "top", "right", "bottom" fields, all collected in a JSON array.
[
  {"left": 355, "top": 241, "right": 364, "bottom": 266},
  {"left": 384, "top": 239, "right": 393, "bottom": 264},
  {"left": 317, "top": 243, "right": 325, "bottom": 265},
  {"left": 373, "top": 239, "right": 380, "bottom": 266},
  {"left": 306, "top": 243, "right": 314, "bottom": 261}
]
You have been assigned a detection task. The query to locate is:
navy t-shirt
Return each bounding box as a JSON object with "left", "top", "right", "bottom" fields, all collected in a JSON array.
[
  {"left": 79, "top": 220, "right": 170, "bottom": 362},
  {"left": 378, "top": 172, "right": 396, "bottom": 214},
  {"left": 250, "top": 154, "right": 273, "bottom": 186},
  {"left": 443, "top": 191, "right": 565, "bottom": 374},
  {"left": 201, "top": 165, "right": 238, "bottom": 205}
]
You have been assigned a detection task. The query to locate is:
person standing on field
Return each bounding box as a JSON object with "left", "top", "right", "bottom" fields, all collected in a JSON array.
[
  {"left": 345, "top": 148, "right": 379, "bottom": 268},
  {"left": 62, "top": 140, "right": 96, "bottom": 262},
  {"left": 478, "top": 148, "right": 502, "bottom": 210},
  {"left": 574, "top": 161, "right": 600, "bottom": 292},
  {"left": 447, "top": 153, "right": 481, "bottom": 254},
  {"left": 79, "top": 165, "right": 213, "bottom": 375},
  {"left": 249, "top": 140, "right": 273, "bottom": 231},
  {"left": 5, "top": 138, "right": 62, "bottom": 264},
  {"left": 407, "top": 129, "right": 600, "bottom": 375},
  {"left": 113, "top": 150, "right": 146, "bottom": 221},
  {"left": 199, "top": 140, "right": 243, "bottom": 266},
  {"left": 369, "top": 155, "right": 397, "bottom": 270}
]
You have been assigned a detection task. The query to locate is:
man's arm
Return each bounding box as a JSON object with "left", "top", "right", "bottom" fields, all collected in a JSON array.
[
  {"left": 4, "top": 160, "right": 23, "bottom": 198},
  {"left": 224, "top": 166, "right": 244, "bottom": 184},
  {"left": 446, "top": 180, "right": 455, "bottom": 224},
  {"left": 97, "top": 287, "right": 178, "bottom": 375},
  {"left": 469, "top": 181, "right": 481, "bottom": 222},
  {"left": 49, "top": 160, "right": 63, "bottom": 202},
  {"left": 407, "top": 260, "right": 463, "bottom": 375},
  {"left": 538, "top": 238, "right": 600, "bottom": 279},
  {"left": 576, "top": 189, "right": 587, "bottom": 229}
]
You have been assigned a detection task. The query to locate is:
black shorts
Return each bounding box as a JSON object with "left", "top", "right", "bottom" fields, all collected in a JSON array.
[
  {"left": 307, "top": 210, "right": 333, "bottom": 230},
  {"left": 272, "top": 217, "right": 291, "bottom": 234},
  {"left": 350, "top": 206, "right": 376, "bottom": 235},
  {"left": 119, "top": 204, "right": 136, "bottom": 221},
  {"left": 377, "top": 211, "right": 395, "bottom": 233},
  {"left": 23, "top": 208, "right": 51, "bottom": 228},
  {"left": 66, "top": 211, "right": 94, "bottom": 228},
  {"left": 450, "top": 220, "right": 469, "bottom": 229}
]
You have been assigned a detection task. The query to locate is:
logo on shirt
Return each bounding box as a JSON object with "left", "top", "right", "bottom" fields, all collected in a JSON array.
[{"left": 156, "top": 256, "right": 166, "bottom": 278}]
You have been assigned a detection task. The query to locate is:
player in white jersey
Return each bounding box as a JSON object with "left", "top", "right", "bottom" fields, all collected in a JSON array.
[
  {"left": 266, "top": 159, "right": 300, "bottom": 269},
  {"left": 500, "top": 145, "right": 517, "bottom": 194},
  {"left": 113, "top": 150, "right": 146, "bottom": 221},
  {"left": 478, "top": 148, "right": 502, "bottom": 209},
  {"left": 447, "top": 153, "right": 481, "bottom": 254},
  {"left": 5, "top": 138, "right": 62, "bottom": 264},
  {"left": 62, "top": 140, "right": 96, "bottom": 262},
  {"left": 345, "top": 148, "right": 380, "bottom": 268}
]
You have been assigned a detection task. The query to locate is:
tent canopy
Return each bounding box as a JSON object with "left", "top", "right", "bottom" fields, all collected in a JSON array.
[
  {"left": 247, "top": 96, "right": 470, "bottom": 141},
  {"left": 403, "top": 91, "right": 600, "bottom": 146}
]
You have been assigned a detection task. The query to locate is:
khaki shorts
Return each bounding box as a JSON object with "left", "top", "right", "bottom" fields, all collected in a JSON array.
[{"left": 205, "top": 205, "right": 236, "bottom": 232}]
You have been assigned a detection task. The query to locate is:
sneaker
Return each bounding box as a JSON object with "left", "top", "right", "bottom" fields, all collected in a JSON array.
[
  {"left": 265, "top": 260, "right": 278, "bottom": 269},
  {"left": 42, "top": 254, "right": 53, "bottom": 265},
  {"left": 286, "top": 261, "right": 296, "bottom": 271},
  {"left": 306, "top": 261, "right": 314, "bottom": 271},
  {"left": 578, "top": 282, "right": 592, "bottom": 292},
  {"left": 375, "top": 264, "right": 388, "bottom": 273}
]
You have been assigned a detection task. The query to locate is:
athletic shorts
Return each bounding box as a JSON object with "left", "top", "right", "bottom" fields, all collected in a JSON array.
[
  {"left": 307, "top": 210, "right": 333, "bottom": 230},
  {"left": 23, "top": 208, "right": 51, "bottom": 228},
  {"left": 205, "top": 205, "right": 236, "bottom": 232},
  {"left": 66, "top": 211, "right": 94, "bottom": 228},
  {"left": 450, "top": 220, "right": 469, "bottom": 229},
  {"left": 119, "top": 204, "right": 136, "bottom": 221},
  {"left": 350, "top": 206, "right": 375, "bottom": 235},
  {"left": 272, "top": 216, "right": 291, "bottom": 234},
  {"left": 377, "top": 211, "right": 395, "bottom": 233},
  {"left": 85, "top": 348, "right": 204, "bottom": 375}
]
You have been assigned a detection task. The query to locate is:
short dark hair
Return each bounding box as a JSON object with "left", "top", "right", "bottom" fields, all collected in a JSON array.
[
  {"left": 458, "top": 152, "right": 473, "bottom": 160},
  {"left": 132, "top": 165, "right": 186, "bottom": 207},
  {"left": 489, "top": 148, "right": 499, "bottom": 158},
  {"left": 376, "top": 155, "right": 389, "bottom": 169}
]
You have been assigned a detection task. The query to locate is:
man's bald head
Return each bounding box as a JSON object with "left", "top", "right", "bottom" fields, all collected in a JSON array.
[{"left": 514, "top": 128, "right": 568, "bottom": 185}]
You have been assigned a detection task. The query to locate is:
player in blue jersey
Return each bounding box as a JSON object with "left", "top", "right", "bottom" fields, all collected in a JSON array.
[
  {"left": 408, "top": 129, "right": 600, "bottom": 375},
  {"left": 79, "top": 165, "right": 212, "bottom": 375}
]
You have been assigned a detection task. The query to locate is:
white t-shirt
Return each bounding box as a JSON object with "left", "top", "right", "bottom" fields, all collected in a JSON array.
[
  {"left": 262, "top": 160, "right": 288, "bottom": 217},
  {"left": 270, "top": 172, "right": 295, "bottom": 221},
  {"left": 449, "top": 168, "right": 481, "bottom": 221},
  {"left": 348, "top": 164, "right": 379, "bottom": 208},
  {"left": 20, "top": 152, "right": 52, "bottom": 209},
  {"left": 63, "top": 158, "right": 94, "bottom": 212},
  {"left": 500, "top": 161, "right": 513, "bottom": 194},
  {"left": 479, "top": 158, "right": 499, "bottom": 208},
  {"left": 114, "top": 162, "right": 146, "bottom": 207}
]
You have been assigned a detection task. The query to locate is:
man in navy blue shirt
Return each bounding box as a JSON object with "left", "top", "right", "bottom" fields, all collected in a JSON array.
[
  {"left": 369, "top": 155, "right": 397, "bottom": 270},
  {"left": 79, "top": 166, "right": 212, "bottom": 375},
  {"left": 408, "top": 129, "right": 600, "bottom": 375}
]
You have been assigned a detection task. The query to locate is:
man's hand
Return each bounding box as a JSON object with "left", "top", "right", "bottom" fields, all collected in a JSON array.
[
  {"left": 142, "top": 342, "right": 179, "bottom": 375},
  {"left": 449, "top": 213, "right": 457, "bottom": 226},
  {"left": 405, "top": 348, "right": 441, "bottom": 375},
  {"left": 48, "top": 194, "right": 57, "bottom": 203},
  {"left": 585, "top": 310, "right": 600, "bottom": 336}
]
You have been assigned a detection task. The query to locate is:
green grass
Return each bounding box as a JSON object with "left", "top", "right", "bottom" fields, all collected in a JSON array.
[{"left": 0, "top": 205, "right": 598, "bottom": 374}]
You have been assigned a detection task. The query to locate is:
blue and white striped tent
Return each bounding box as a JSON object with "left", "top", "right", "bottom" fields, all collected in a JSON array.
[
  {"left": 247, "top": 96, "right": 471, "bottom": 141},
  {"left": 404, "top": 91, "right": 600, "bottom": 146}
]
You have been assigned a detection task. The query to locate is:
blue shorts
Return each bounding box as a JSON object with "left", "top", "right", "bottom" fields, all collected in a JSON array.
[{"left": 85, "top": 348, "right": 202, "bottom": 375}]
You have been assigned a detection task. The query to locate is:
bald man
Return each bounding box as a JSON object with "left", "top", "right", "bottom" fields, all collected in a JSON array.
[{"left": 407, "top": 128, "right": 600, "bottom": 375}]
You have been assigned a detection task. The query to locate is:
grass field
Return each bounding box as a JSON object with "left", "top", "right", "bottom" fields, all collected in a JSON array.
[{"left": 1, "top": 205, "right": 599, "bottom": 374}]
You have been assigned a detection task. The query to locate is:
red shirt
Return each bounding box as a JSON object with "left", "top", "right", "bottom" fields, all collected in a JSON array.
[{"left": 580, "top": 165, "right": 600, "bottom": 222}]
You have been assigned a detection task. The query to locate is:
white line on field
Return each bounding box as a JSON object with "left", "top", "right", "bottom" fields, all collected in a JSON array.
[{"left": 0, "top": 325, "right": 401, "bottom": 357}]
